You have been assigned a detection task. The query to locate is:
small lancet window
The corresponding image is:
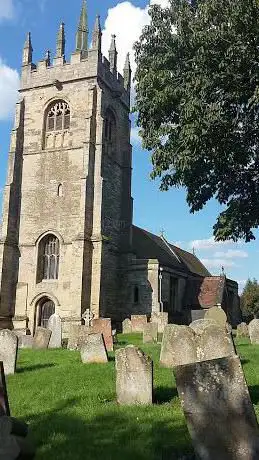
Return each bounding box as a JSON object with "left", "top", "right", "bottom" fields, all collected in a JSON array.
[
  {"left": 57, "top": 184, "right": 63, "bottom": 197},
  {"left": 46, "top": 100, "right": 70, "bottom": 133}
]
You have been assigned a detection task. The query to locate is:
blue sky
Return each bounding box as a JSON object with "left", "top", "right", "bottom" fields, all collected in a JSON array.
[{"left": 0, "top": 0, "right": 258, "bottom": 291}]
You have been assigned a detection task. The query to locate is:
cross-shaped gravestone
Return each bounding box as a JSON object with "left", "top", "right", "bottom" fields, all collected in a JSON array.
[{"left": 82, "top": 309, "right": 94, "bottom": 327}]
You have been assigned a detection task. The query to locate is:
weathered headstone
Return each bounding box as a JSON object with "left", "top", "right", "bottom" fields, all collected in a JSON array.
[
  {"left": 67, "top": 325, "right": 90, "bottom": 350},
  {"left": 205, "top": 306, "right": 227, "bottom": 328},
  {"left": 131, "top": 315, "right": 147, "bottom": 333},
  {"left": 248, "top": 319, "right": 259, "bottom": 344},
  {"left": 160, "top": 325, "right": 197, "bottom": 368},
  {"left": 33, "top": 328, "right": 52, "bottom": 349},
  {"left": 197, "top": 323, "right": 235, "bottom": 361},
  {"left": 122, "top": 318, "right": 132, "bottom": 334},
  {"left": 191, "top": 309, "right": 206, "bottom": 322},
  {"left": 236, "top": 322, "right": 249, "bottom": 338},
  {"left": 116, "top": 345, "right": 153, "bottom": 405},
  {"left": 18, "top": 335, "right": 33, "bottom": 349},
  {"left": 190, "top": 318, "right": 217, "bottom": 335},
  {"left": 47, "top": 314, "right": 62, "bottom": 348},
  {"left": 0, "top": 330, "right": 18, "bottom": 375},
  {"left": 80, "top": 334, "right": 108, "bottom": 364},
  {"left": 151, "top": 312, "right": 168, "bottom": 334},
  {"left": 91, "top": 318, "right": 113, "bottom": 351},
  {"left": 0, "top": 362, "right": 10, "bottom": 416},
  {"left": 143, "top": 323, "right": 158, "bottom": 344},
  {"left": 173, "top": 356, "right": 259, "bottom": 460}
]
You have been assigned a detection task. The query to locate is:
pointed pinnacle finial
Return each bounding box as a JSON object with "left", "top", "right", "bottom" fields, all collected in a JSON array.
[
  {"left": 22, "top": 32, "right": 33, "bottom": 66},
  {"left": 92, "top": 14, "right": 102, "bottom": 53},
  {"left": 109, "top": 34, "right": 117, "bottom": 73},
  {"left": 56, "top": 22, "right": 65, "bottom": 58},
  {"left": 76, "top": 0, "right": 88, "bottom": 53},
  {"left": 123, "top": 52, "right": 131, "bottom": 90}
]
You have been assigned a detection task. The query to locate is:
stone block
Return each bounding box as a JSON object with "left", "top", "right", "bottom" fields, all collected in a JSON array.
[
  {"left": 160, "top": 325, "right": 197, "bottom": 368},
  {"left": 0, "top": 330, "right": 18, "bottom": 375},
  {"left": 67, "top": 325, "right": 90, "bottom": 350},
  {"left": 173, "top": 356, "right": 259, "bottom": 460},
  {"left": 236, "top": 322, "right": 249, "bottom": 338},
  {"left": 143, "top": 323, "right": 158, "bottom": 344},
  {"left": 33, "top": 328, "right": 52, "bottom": 349},
  {"left": 122, "top": 318, "right": 132, "bottom": 334},
  {"left": 91, "top": 318, "right": 113, "bottom": 351},
  {"left": 47, "top": 314, "right": 62, "bottom": 348},
  {"left": 0, "top": 362, "right": 10, "bottom": 416},
  {"left": 18, "top": 335, "right": 33, "bottom": 349},
  {"left": 80, "top": 334, "right": 108, "bottom": 364},
  {"left": 205, "top": 306, "right": 227, "bottom": 327},
  {"left": 131, "top": 315, "right": 147, "bottom": 333},
  {"left": 116, "top": 345, "right": 153, "bottom": 405},
  {"left": 151, "top": 312, "right": 168, "bottom": 333},
  {"left": 248, "top": 319, "right": 259, "bottom": 344}
]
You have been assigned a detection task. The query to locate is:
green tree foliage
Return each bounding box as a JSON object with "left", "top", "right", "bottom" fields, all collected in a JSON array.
[
  {"left": 240, "top": 279, "right": 259, "bottom": 318},
  {"left": 134, "top": 0, "right": 259, "bottom": 241}
]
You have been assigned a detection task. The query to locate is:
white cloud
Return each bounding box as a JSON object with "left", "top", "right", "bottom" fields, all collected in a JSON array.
[
  {"left": 190, "top": 237, "right": 241, "bottom": 251},
  {"left": 213, "top": 249, "right": 248, "bottom": 259},
  {"left": 201, "top": 258, "right": 236, "bottom": 269},
  {"left": 0, "top": 58, "right": 19, "bottom": 120},
  {"left": 102, "top": 1, "right": 170, "bottom": 76},
  {"left": 0, "top": 0, "right": 14, "bottom": 21}
]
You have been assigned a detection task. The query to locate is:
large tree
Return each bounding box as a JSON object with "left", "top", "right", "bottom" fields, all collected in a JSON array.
[
  {"left": 240, "top": 279, "right": 259, "bottom": 318},
  {"left": 134, "top": 0, "right": 259, "bottom": 241}
]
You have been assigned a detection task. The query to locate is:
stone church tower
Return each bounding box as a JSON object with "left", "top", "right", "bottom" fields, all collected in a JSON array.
[{"left": 0, "top": 1, "right": 133, "bottom": 333}]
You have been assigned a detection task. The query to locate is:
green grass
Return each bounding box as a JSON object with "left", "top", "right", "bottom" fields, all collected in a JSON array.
[{"left": 5, "top": 335, "right": 259, "bottom": 459}]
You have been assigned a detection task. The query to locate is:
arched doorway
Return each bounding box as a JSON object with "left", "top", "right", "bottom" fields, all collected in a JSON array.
[{"left": 38, "top": 297, "right": 55, "bottom": 328}]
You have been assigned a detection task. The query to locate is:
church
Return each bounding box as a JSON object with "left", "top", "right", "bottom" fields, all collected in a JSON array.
[{"left": 0, "top": 1, "right": 241, "bottom": 335}]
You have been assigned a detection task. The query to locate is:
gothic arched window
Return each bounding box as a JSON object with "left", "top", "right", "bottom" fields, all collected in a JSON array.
[
  {"left": 37, "top": 234, "right": 60, "bottom": 282},
  {"left": 104, "top": 109, "right": 116, "bottom": 155},
  {"left": 44, "top": 100, "right": 70, "bottom": 150}
]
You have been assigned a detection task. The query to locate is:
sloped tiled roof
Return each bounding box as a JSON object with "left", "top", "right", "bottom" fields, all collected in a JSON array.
[
  {"left": 132, "top": 226, "right": 211, "bottom": 277},
  {"left": 185, "top": 276, "right": 226, "bottom": 309}
]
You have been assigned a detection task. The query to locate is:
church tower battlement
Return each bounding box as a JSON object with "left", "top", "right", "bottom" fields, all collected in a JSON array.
[{"left": 0, "top": 1, "right": 133, "bottom": 333}]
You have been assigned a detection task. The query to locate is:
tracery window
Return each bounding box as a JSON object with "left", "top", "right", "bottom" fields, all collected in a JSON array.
[
  {"left": 37, "top": 234, "right": 60, "bottom": 282},
  {"left": 46, "top": 101, "right": 70, "bottom": 132}
]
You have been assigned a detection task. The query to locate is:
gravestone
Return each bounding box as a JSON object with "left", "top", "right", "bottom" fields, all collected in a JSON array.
[
  {"left": 47, "top": 314, "right": 62, "bottom": 348},
  {"left": 205, "top": 306, "right": 227, "bottom": 328},
  {"left": 191, "top": 310, "right": 206, "bottom": 322},
  {"left": 18, "top": 335, "right": 33, "bottom": 349},
  {"left": 122, "top": 318, "right": 132, "bottom": 334},
  {"left": 143, "top": 323, "right": 158, "bottom": 344},
  {"left": 248, "top": 319, "right": 259, "bottom": 344},
  {"left": 190, "top": 318, "right": 217, "bottom": 335},
  {"left": 116, "top": 345, "right": 153, "bottom": 405},
  {"left": 236, "top": 322, "right": 249, "bottom": 338},
  {"left": 33, "top": 327, "right": 52, "bottom": 349},
  {"left": 173, "top": 356, "right": 259, "bottom": 460},
  {"left": 67, "top": 325, "right": 90, "bottom": 350},
  {"left": 151, "top": 312, "right": 168, "bottom": 334},
  {"left": 91, "top": 318, "right": 113, "bottom": 351},
  {"left": 197, "top": 323, "right": 235, "bottom": 361},
  {"left": 80, "top": 334, "right": 108, "bottom": 364},
  {"left": 0, "top": 416, "right": 36, "bottom": 459},
  {"left": 131, "top": 315, "right": 147, "bottom": 333},
  {"left": 0, "top": 330, "right": 18, "bottom": 375},
  {"left": 0, "top": 362, "right": 10, "bottom": 416},
  {"left": 160, "top": 325, "right": 197, "bottom": 368}
]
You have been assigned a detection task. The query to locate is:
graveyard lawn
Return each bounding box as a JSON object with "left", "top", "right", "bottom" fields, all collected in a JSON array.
[{"left": 5, "top": 335, "right": 259, "bottom": 460}]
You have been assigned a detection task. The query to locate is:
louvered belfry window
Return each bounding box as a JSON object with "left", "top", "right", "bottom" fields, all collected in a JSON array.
[
  {"left": 38, "top": 235, "right": 60, "bottom": 282},
  {"left": 46, "top": 101, "right": 70, "bottom": 133}
]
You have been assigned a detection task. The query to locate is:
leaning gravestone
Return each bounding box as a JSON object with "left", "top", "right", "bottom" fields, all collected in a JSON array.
[
  {"left": 248, "top": 319, "right": 259, "bottom": 344},
  {"left": 131, "top": 315, "right": 147, "bottom": 333},
  {"left": 0, "top": 330, "right": 18, "bottom": 375},
  {"left": 236, "top": 322, "right": 249, "bottom": 338},
  {"left": 160, "top": 325, "right": 197, "bottom": 368},
  {"left": 91, "top": 318, "right": 113, "bottom": 351},
  {"left": 205, "top": 306, "right": 227, "bottom": 328},
  {"left": 116, "top": 345, "right": 153, "bottom": 405},
  {"left": 122, "top": 318, "right": 132, "bottom": 334},
  {"left": 80, "top": 334, "right": 108, "bottom": 364},
  {"left": 0, "top": 362, "right": 10, "bottom": 416},
  {"left": 190, "top": 318, "right": 217, "bottom": 335},
  {"left": 197, "top": 323, "right": 235, "bottom": 361},
  {"left": 47, "top": 314, "right": 62, "bottom": 348},
  {"left": 18, "top": 335, "right": 33, "bottom": 349},
  {"left": 33, "top": 328, "right": 52, "bottom": 349},
  {"left": 151, "top": 312, "right": 168, "bottom": 334},
  {"left": 67, "top": 325, "right": 90, "bottom": 350},
  {"left": 143, "top": 323, "right": 158, "bottom": 344},
  {"left": 173, "top": 356, "right": 259, "bottom": 460}
]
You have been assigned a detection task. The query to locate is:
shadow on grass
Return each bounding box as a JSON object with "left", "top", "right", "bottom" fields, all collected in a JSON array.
[
  {"left": 154, "top": 386, "right": 178, "bottom": 405},
  {"left": 17, "top": 364, "right": 56, "bottom": 374},
  {"left": 249, "top": 385, "right": 259, "bottom": 405},
  {"left": 25, "top": 398, "right": 191, "bottom": 460}
]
